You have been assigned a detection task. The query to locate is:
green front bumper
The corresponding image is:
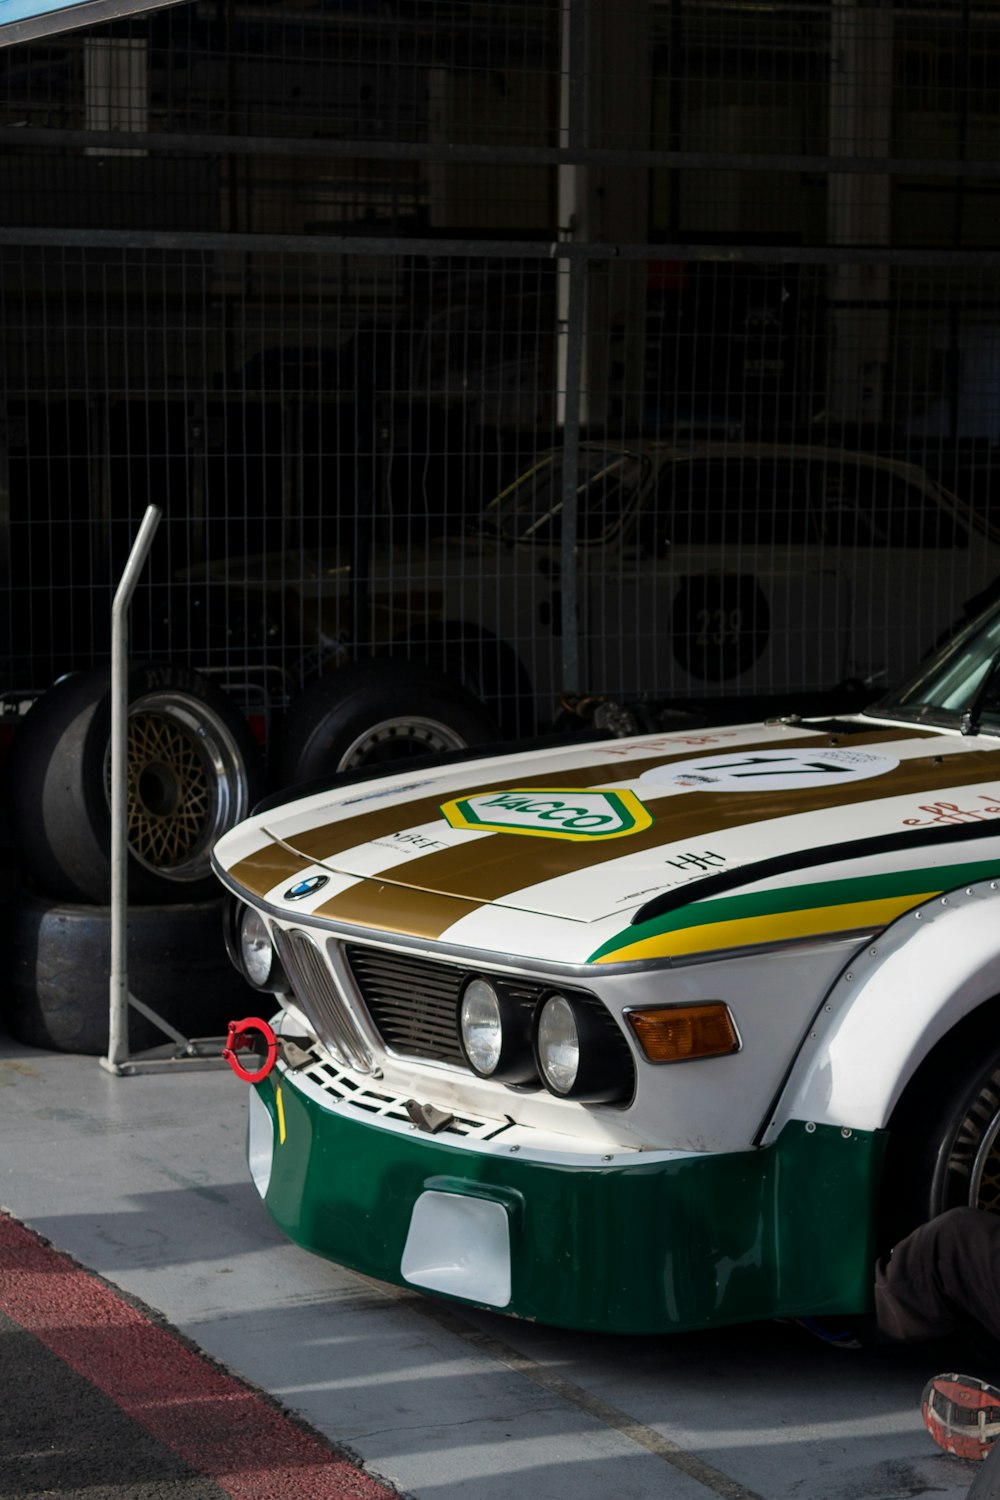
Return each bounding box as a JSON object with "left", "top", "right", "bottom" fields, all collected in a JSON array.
[{"left": 253, "top": 1071, "right": 885, "bottom": 1335}]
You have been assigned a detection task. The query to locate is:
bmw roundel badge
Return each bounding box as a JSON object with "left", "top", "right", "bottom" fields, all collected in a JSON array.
[{"left": 283, "top": 874, "right": 329, "bottom": 901}]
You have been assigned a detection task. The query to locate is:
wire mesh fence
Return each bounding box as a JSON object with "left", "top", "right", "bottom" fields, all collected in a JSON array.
[{"left": 3, "top": 0, "right": 1000, "bottom": 756}]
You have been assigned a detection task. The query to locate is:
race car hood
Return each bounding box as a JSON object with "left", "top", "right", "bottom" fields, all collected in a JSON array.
[{"left": 213, "top": 716, "right": 1000, "bottom": 964}]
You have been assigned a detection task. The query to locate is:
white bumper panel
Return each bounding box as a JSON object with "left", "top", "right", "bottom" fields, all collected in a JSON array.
[{"left": 400, "top": 1189, "right": 512, "bottom": 1307}]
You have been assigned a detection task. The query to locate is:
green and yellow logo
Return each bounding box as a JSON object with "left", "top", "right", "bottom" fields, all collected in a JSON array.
[{"left": 440, "top": 787, "right": 653, "bottom": 841}]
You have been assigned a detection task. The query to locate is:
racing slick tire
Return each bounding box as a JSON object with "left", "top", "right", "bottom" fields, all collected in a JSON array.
[
  {"left": 274, "top": 658, "right": 500, "bottom": 789},
  {"left": 1, "top": 888, "right": 253, "bottom": 1055},
  {"left": 6, "top": 663, "right": 264, "bottom": 905}
]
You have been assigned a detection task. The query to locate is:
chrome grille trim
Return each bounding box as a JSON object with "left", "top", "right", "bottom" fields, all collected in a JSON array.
[{"left": 272, "top": 926, "right": 375, "bottom": 1075}]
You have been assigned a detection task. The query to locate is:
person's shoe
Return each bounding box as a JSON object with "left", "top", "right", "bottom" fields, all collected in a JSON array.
[{"left": 921, "top": 1374, "right": 1000, "bottom": 1460}]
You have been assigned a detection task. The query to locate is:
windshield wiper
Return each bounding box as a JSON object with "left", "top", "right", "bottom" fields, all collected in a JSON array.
[{"left": 961, "top": 647, "right": 1000, "bottom": 735}]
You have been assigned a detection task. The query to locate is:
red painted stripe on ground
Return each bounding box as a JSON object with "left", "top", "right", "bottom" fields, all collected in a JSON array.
[{"left": 0, "top": 1211, "right": 400, "bottom": 1500}]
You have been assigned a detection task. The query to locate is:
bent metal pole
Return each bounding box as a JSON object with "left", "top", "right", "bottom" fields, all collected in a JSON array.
[{"left": 104, "top": 504, "right": 162, "bottom": 1071}]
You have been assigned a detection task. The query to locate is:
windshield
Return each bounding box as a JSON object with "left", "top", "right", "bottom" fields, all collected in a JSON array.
[
  {"left": 483, "top": 450, "right": 650, "bottom": 544},
  {"left": 872, "top": 602, "right": 1000, "bottom": 730}
]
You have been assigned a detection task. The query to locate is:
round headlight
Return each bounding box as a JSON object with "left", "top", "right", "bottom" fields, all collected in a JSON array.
[
  {"left": 458, "top": 976, "right": 539, "bottom": 1084},
  {"left": 459, "top": 978, "right": 503, "bottom": 1076},
  {"left": 222, "top": 897, "right": 289, "bottom": 994},
  {"left": 240, "top": 908, "right": 275, "bottom": 987},
  {"left": 534, "top": 991, "right": 635, "bottom": 1103},
  {"left": 535, "top": 993, "right": 580, "bottom": 1095}
]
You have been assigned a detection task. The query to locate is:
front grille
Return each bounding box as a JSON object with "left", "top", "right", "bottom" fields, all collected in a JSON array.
[
  {"left": 345, "top": 944, "right": 549, "bottom": 1064},
  {"left": 273, "top": 927, "right": 375, "bottom": 1074},
  {"left": 343, "top": 944, "right": 633, "bottom": 1095},
  {"left": 345, "top": 944, "right": 537, "bottom": 1064}
]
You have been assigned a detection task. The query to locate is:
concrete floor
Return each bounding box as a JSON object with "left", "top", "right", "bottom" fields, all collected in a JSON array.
[{"left": 0, "top": 1021, "right": 984, "bottom": 1500}]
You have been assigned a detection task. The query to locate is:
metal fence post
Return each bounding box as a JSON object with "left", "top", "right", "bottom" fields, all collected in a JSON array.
[
  {"left": 559, "top": 252, "right": 585, "bottom": 697},
  {"left": 104, "top": 504, "right": 161, "bottom": 1071},
  {"left": 100, "top": 504, "right": 228, "bottom": 1077}
]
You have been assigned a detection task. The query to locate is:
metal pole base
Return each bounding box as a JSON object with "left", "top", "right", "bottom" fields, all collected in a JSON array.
[{"left": 99, "top": 1036, "right": 230, "bottom": 1077}]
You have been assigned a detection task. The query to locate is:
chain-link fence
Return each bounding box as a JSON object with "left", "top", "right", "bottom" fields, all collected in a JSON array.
[{"left": 3, "top": 0, "right": 1000, "bottom": 751}]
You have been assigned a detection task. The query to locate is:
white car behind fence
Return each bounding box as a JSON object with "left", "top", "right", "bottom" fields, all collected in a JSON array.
[{"left": 190, "top": 441, "right": 1000, "bottom": 747}]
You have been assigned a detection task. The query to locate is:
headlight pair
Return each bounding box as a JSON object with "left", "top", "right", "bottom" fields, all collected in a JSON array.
[
  {"left": 223, "top": 897, "right": 288, "bottom": 993},
  {"left": 458, "top": 978, "right": 633, "bottom": 1103}
]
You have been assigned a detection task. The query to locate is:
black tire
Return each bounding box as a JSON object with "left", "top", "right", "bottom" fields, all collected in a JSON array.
[
  {"left": 400, "top": 624, "right": 536, "bottom": 740},
  {"left": 1, "top": 887, "right": 256, "bottom": 1056},
  {"left": 882, "top": 1016, "right": 1000, "bottom": 1246},
  {"left": 274, "top": 658, "right": 500, "bottom": 789},
  {"left": 6, "top": 662, "right": 264, "bottom": 905}
]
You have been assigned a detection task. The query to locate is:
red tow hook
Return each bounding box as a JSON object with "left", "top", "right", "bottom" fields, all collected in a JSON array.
[{"left": 223, "top": 1017, "right": 279, "bottom": 1083}]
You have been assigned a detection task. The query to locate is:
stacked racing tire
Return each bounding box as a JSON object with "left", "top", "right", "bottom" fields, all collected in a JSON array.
[{"left": 3, "top": 663, "right": 265, "bottom": 1054}]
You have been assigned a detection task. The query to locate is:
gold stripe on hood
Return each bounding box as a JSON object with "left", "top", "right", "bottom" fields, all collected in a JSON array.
[
  {"left": 278, "top": 726, "right": 923, "bottom": 869},
  {"left": 314, "top": 882, "right": 481, "bottom": 939},
  {"left": 228, "top": 844, "right": 313, "bottom": 898},
  {"left": 350, "top": 742, "right": 1000, "bottom": 905}
]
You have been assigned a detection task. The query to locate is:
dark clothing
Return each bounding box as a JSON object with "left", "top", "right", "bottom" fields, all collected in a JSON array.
[{"left": 875, "top": 1207, "right": 1000, "bottom": 1347}]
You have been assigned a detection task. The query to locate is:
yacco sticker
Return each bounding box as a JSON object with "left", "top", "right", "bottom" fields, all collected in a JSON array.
[
  {"left": 440, "top": 787, "right": 653, "bottom": 840},
  {"left": 639, "top": 747, "right": 899, "bottom": 793}
]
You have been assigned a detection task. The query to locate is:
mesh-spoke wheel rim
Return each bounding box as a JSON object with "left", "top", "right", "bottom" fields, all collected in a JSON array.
[{"left": 104, "top": 690, "right": 251, "bottom": 881}]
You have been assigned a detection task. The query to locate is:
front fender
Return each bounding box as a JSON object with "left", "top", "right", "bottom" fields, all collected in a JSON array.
[{"left": 761, "top": 877, "right": 1000, "bottom": 1142}]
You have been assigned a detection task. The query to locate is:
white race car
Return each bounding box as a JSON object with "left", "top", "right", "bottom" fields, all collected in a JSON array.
[{"left": 213, "top": 601, "right": 1000, "bottom": 1334}]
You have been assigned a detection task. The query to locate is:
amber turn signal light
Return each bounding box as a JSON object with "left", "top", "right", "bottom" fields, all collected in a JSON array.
[{"left": 625, "top": 1003, "right": 740, "bottom": 1063}]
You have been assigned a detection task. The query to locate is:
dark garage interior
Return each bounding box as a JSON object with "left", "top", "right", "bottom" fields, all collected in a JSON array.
[
  {"left": 2, "top": 0, "right": 1000, "bottom": 758},
  {"left": 8, "top": 2, "right": 1000, "bottom": 1079}
]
